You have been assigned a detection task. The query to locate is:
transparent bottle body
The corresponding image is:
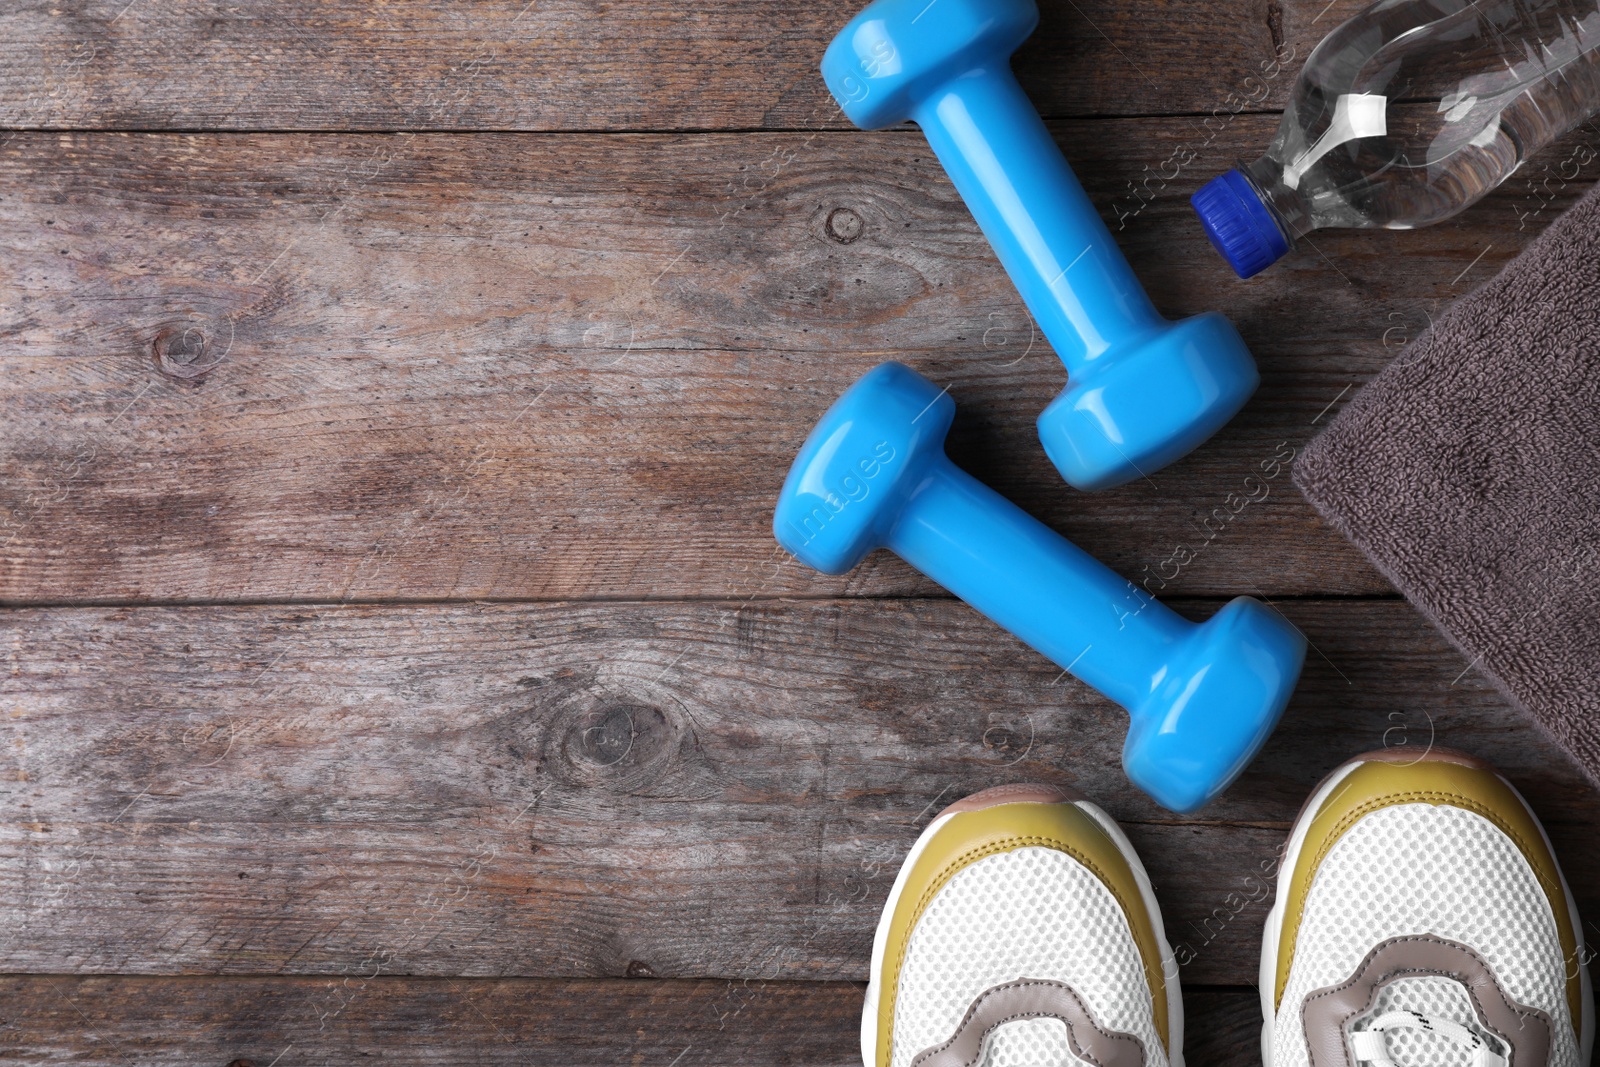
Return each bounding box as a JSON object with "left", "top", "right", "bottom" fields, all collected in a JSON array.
[{"left": 1250, "top": 0, "right": 1600, "bottom": 240}]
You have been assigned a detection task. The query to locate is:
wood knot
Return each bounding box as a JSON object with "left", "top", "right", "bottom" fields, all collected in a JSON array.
[
  {"left": 826, "top": 207, "right": 864, "bottom": 244},
  {"left": 578, "top": 704, "right": 658, "bottom": 768},
  {"left": 153, "top": 319, "right": 230, "bottom": 380},
  {"left": 540, "top": 680, "right": 686, "bottom": 794}
]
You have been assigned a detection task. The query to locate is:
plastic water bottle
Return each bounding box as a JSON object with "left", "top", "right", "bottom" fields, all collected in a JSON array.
[{"left": 1191, "top": 0, "right": 1600, "bottom": 278}]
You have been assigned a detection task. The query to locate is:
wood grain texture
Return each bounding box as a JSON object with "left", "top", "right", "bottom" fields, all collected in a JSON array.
[
  {"left": 5, "top": 121, "right": 1596, "bottom": 604},
  {"left": 0, "top": 975, "right": 865, "bottom": 1065},
  {"left": 3, "top": 599, "right": 1595, "bottom": 985},
  {"left": 0, "top": 0, "right": 1365, "bottom": 132},
  {"left": 1182, "top": 987, "right": 1272, "bottom": 1067},
  {"left": 0, "top": 974, "right": 1261, "bottom": 1065},
  {"left": 6, "top": 2, "right": 1600, "bottom": 1063}
]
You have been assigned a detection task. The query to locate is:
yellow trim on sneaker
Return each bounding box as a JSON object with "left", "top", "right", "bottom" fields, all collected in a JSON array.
[
  {"left": 875, "top": 801, "right": 1169, "bottom": 1067},
  {"left": 1273, "top": 757, "right": 1581, "bottom": 1029}
]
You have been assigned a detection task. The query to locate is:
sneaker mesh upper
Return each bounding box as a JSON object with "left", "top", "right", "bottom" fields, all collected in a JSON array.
[
  {"left": 1273, "top": 802, "right": 1575, "bottom": 1067},
  {"left": 891, "top": 845, "right": 1163, "bottom": 1067}
]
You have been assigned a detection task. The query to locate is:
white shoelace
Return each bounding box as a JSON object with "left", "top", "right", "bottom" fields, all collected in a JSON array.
[{"left": 1350, "top": 1009, "right": 1508, "bottom": 1067}]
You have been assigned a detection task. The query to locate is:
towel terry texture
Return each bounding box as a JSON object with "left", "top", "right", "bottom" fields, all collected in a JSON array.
[{"left": 1295, "top": 179, "right": 1600, "bottom": 786}]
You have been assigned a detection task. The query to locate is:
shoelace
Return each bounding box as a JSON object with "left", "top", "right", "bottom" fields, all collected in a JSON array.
[{"left": 1349, "top": 1009, "right": 1507, "bottom": 1067}]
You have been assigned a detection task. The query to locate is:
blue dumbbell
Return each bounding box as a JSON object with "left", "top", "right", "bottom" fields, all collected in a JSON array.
[
  {"left": 773, "top": 363, "right": 1305, "bottom": 811},
  {"left": 821, "top": 0, "right": 1260, "bottom": 491}
]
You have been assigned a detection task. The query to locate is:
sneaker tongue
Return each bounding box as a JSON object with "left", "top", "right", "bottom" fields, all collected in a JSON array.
[
  {"left": 1348, "top": 977, "right": 1507, "bottom": 1067},
  {"left": 978, "top": 1017, "right": 1094, "bottom": 1067}
]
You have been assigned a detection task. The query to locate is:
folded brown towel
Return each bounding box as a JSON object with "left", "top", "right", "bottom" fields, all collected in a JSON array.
[{"left": 1295, "top": 180, "right": 1600, "bottom": 784}]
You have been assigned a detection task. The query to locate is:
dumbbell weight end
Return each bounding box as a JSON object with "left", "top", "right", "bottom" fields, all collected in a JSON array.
[
  {"left": 886, "top": 427, "right": 1304, "bottom": 812},
  {"left": 774, "top": 363, "right": 1305, "bottom": 811},
  {"left": 822, "top": 0, "right": 1262, "bottom": 491}
]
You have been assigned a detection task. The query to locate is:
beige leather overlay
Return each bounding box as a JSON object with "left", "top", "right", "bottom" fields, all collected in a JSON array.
[
  {"left": 1274, "top": 756, "right": 1580, "bottom": 1033},
  {"left": 910, "top": 978, "right": 1147, "bottom": 1067},
  {"left": 1300, "top": 934, "right": 1552, "bottom": 1067},
  {"left": 876, "top": 802, "right": 1168, "bottom": 1067}
]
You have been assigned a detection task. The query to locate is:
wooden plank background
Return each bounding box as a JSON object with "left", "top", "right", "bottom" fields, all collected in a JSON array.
[
  {"left": 1, "top": 0, "right": 1339, "bottom": 130},
  {"left": 2, "top": 1, "right": 1598, "bottom": 1063},
  {"left": 5, "top": 121, "right": 1584, "bottom": 605}
]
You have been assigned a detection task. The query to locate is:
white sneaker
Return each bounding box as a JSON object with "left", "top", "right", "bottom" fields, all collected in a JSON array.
[
  {"left": 1262, "top": 748, "right": 1594, "bottom": 1067},
  {"left": 863, "top": 783, "right": 1182, "bottom": 1067}
]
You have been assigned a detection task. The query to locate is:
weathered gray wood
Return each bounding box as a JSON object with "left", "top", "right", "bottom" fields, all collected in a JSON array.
[
  {"left": 6, "top": 4, "right": 1596, "bottom": 1064},
  {"left": 0, "top": 975, "right": 865, "bottom": 1065},
  {"left": 2, "top": 599, "right": 1594, "bottom": 985},
  {"left": 0, "top": 974, "right": 1263, "bottom": 1065},
  {"left": 0, "top": 0, "right": 1363, "bottom": 132},
  {"left": 5, "top": 122, "right": 1595, "bottom": 605}
]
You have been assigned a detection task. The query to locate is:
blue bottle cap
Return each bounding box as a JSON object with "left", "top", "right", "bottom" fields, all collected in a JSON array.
[{"left": 1191, "top": 169, "right": 1290, "bottom": 280}]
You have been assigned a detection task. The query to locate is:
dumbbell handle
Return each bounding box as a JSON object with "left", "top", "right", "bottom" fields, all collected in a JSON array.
[
  {"left": 912, "top": 66, "right": 1163, "bottom": 376},
  {"left": 889, "top": 455, "right": 1191, "bottom": 711}
]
